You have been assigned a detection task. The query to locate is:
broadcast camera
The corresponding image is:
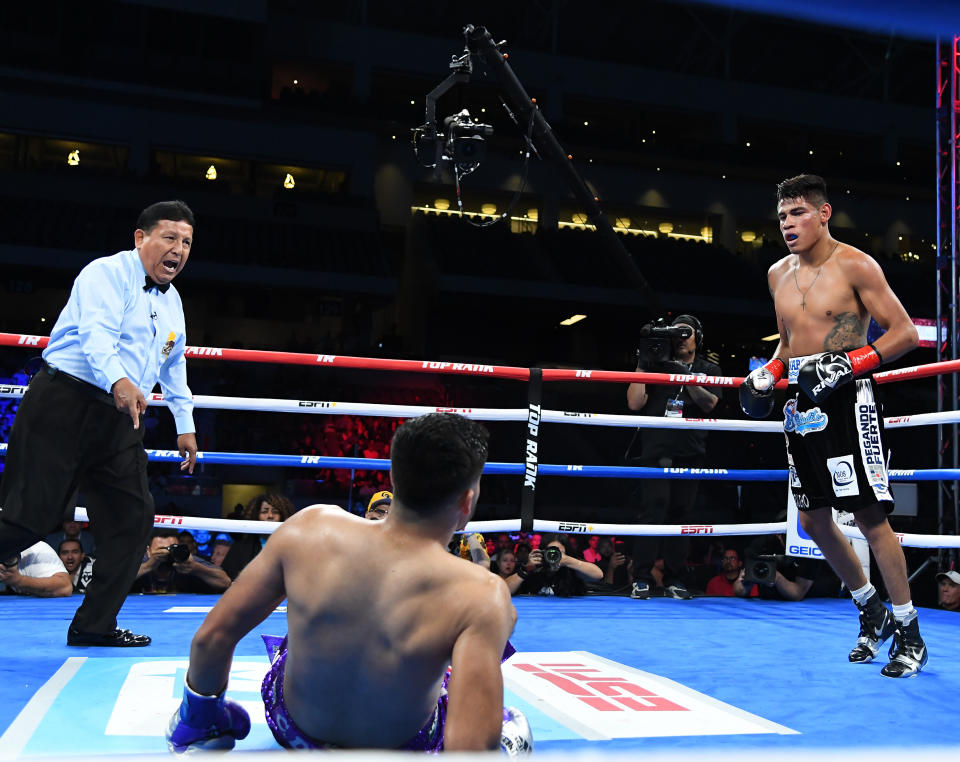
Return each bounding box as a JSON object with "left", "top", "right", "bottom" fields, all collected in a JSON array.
[
  {"left": 743, "top": 554, "right": 779, "bottom": 585},
  {"left": 635, "top": 317, "right": 694, "bottom": 368},
  {"left": 414, "top": 108, "right": 494, "bottom": 175}
]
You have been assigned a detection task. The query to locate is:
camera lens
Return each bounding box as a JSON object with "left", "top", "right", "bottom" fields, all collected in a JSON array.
[
  {"left": 167, "top": 544, "right": 190, "bottom": 563},
  {"left": 543, "top": 546, "right": 562, "bottom": 571}
]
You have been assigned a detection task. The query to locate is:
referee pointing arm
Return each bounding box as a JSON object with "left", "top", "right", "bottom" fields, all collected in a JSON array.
[{"left": 0, "top": 200, "right": 198, "bottom": 647}]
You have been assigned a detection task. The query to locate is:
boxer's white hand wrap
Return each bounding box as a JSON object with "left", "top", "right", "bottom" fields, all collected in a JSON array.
[{"left": 739, "top": 358, "right": 785, "bottom": 419}]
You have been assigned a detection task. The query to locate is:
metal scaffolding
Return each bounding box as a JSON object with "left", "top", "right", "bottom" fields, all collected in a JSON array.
[{"left": 935, "top": 36, "right": 960, "bottom": 564}]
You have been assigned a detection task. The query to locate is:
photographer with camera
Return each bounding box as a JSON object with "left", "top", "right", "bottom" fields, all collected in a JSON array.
[
  {"left": 626, "top": 314, "right": 722, "bottom": 600},
  {"left": 131, "top": 529, "right": 231, "bottom": 594},
  {"left": 738, "top": 533, "right": 840, "bottom": 602},
  {"left": 505, "top": 535, "right": 602, "bottom": 596}
]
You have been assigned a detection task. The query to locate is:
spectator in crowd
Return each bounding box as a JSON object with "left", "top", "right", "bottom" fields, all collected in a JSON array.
[
  {"left": 178, "top": 530, "right": 202, "bottom": 559},
  {"left": 458, "top": 532, "right": 491, "bottom": 570},
  {"left": 626, "top": 314, "right": 722, "bottom": 601},
  {"left": 490, "top": 533, "right": 515, "bottom": 565},
  {"left": 936, "top": 570, "right": 960, "bottom": 612},
  {"left": 59, "top": 538, "right": 95, "bottom": 594},
  {"left": 705, "top": 548, "right": 758, "bottom": 597},
  {"left": 494, "top": 550, "right": 517, "bottom": 579},
  {"left": 221, "top": 493, "right": 295, "bottom": 581},
  {"left": 514, "top": 542, "right": 532, "bottom": 570},
  {"left": 602, "top": 540, "right": 633, "bottom": 591},
  {"left": 0, "top": 541, "right": 73, "bottom": 597},
  {"left": 507, "top": 534, "right": 603, "bottom": 596},
  {"left": 582, "top": 536, "right": 602, "bottom": 564},
  {"left": 46, "top": 517, "right": 96, "bottom": 557},
  {"left": 131, "top": 530, "right": 231, "bottom": 594},
  {"left": 209, "top": 537, "right": 233, "bottom": 567},
  {"left": 364, "top": 490, "right": 392, "bottom": 521}
]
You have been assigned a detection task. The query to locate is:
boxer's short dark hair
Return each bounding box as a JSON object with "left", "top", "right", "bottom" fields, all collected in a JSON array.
[
  {"left": 390, "top": 413, "right": 489, "bottom": 515},
  {"left": 776, "top": 174, "right": 828, "bottom": 207}
]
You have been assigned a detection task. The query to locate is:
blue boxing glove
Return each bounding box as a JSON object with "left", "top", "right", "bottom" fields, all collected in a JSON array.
[
  {"left": 500, "top": 706, "right": 533, "bottom": 756},
  {"left": 739, "top": 358, "right": 785, "bottom": 419},
  {"left": 166, "top": 681, "right": 251, "bottom": 754},
  {"left": 797, "top": 345, "right": 881, "bottom": 404}
]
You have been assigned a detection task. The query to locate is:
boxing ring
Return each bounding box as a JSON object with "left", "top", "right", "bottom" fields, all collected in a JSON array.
[{"left": 1, "top": 332, "right": 960, "bottom": 759}]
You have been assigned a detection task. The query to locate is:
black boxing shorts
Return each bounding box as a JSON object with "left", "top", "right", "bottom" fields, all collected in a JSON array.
[{"left": 783, "top": 361, "right": 893, "bottom": 514}]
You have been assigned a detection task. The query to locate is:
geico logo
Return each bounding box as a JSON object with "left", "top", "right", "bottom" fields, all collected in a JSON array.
[
  {"left": 435, "top": 407, "right": 473, "bottom": 413},
  {"left": 788, "top": 545, "right": 823, "bottom": 557},
  {"left": 558, "top": 523, "right": 588, "bottom": 532},
  {"left": 185, "top": 347, "right": 223, "bottom": 356},
  {"left": 681, "top": 525, "right": 714, "bottom": 534},
  {"left": 17, "top": 335, "right": 41, "bottom": 345},
  {"left": 563, "top": 411, "right": 591, "bottom": 417},
  {"left": 420, "top": 361, "right": 494, "bottom": 372},
  {"left": 298, "top": 401, "right": 333, "bottom": 408},
  {"left": 668, "top": 374, "right": 736, "bottom": 386}
]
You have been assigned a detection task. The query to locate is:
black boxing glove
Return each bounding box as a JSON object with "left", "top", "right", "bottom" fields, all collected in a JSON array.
[
  {"left": 797, "top": 345, "right": 882, "bottom": 404},
  {"left": 739, "top": 358, "right": 785, "bottom": 419}
]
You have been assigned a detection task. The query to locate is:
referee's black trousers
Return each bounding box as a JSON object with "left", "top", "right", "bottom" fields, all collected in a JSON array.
[{"left": 0, "top": 370, "right": 154, "bottom": 634}]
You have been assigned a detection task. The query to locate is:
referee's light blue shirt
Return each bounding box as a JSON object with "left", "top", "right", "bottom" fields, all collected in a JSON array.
[{"left": 43, "top": 249, "right": 195, "bottom": 435}]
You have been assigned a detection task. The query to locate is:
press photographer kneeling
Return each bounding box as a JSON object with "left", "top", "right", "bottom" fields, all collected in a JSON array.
[
  {"left": 131, "top": 529, "right": 231, "bottom": 594},
  {"left": 736, "top": 534, "right": 840, "bottom": 601},
  {"left": 505, "top": 535, "right": 602, "bottom": 597}
]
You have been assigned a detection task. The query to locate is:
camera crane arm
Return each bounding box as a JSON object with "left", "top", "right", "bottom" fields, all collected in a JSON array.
[{"left": 463, "top": 24, "right": 663, "bottom": 315}]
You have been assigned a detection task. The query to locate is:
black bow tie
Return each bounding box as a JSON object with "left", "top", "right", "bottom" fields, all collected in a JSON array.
[{"left": 144, "top": 276, "right": 170, "bottom": 294}]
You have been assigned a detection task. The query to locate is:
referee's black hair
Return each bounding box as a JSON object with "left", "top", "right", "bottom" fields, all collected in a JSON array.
[{"left": 137, "top": 200, "right": 195, "bottom": 232}]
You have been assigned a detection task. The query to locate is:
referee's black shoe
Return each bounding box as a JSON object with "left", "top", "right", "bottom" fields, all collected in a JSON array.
[{"left": 67, "top": 627, "right": 152, "bottom": 647}]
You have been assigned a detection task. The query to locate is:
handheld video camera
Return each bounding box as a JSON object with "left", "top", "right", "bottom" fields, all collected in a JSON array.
[
  {"left": 635, "top": 317, "right": 693, "bottom": 368},
  {"left": 743, "top": 555, "right": 779, "bottom": 585}
]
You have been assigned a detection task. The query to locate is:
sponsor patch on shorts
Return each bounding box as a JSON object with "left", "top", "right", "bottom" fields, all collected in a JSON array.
[
  {"left": 826, "top": 455, "right": 859, "bottom": 498},
  {"left": 783, "top": 398, "right": 828, "bottom": 437}
]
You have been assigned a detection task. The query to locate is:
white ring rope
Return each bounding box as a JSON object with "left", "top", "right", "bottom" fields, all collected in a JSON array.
[
  {"left": 80, "top": 508, "right": 960, "bottom": 549},
  {"left": 1, "top": 385, "right": 953, "bottom": 432}
]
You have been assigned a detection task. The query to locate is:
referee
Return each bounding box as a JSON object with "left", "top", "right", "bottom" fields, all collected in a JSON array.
[{"left": 0, "top": 200, "right": 198, "bottom": 646}]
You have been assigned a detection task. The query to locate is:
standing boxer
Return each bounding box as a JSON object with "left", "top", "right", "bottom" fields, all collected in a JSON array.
[{"left": 740, "top": 174, "right": 924, "bottom": 677}]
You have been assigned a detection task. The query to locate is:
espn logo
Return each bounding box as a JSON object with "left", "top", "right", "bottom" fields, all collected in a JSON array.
[
  {"left": 512, "top": 661, "right": 687, "bottom": 712},
  {"left": 681, "top": 525, "right": 714, "bottom": 534}
]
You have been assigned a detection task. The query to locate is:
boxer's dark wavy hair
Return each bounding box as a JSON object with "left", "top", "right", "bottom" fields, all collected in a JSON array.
[
  {"left": 390, "top": 413, "right": 489, "bottom": 515},
  {"left": 776, "top": 174, "right": 828, "bottom": 207},
  {"left": 137, "top": 200, "right": 195, "bottom": 232}
]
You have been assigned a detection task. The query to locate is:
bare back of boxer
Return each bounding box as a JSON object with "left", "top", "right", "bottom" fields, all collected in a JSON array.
[{"left": 175, "top": 413, "right": 519, "bottom": 749}]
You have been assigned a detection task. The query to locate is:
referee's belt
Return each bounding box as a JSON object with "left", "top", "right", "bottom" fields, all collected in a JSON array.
[{"left": 42, "top": 362, "right": 115, "bottom": 406}]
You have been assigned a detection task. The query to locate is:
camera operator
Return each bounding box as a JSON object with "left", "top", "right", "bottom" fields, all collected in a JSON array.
[
  {"left": 739, "top": 533, "right": 840, "bottom": 601},
  {"left": 131, "top": 529, "right": 231, "bottom": 594},
  {"left": 626, "top": 314, "right": 722, "bottom": 600},
  {"left": 505, "top": 535, "right": 602, "bottom": 596}
]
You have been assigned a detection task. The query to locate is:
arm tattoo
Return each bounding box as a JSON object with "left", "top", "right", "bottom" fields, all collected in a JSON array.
[{"left": 824, "top": 312, "right": 866, "bottom": 352}]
